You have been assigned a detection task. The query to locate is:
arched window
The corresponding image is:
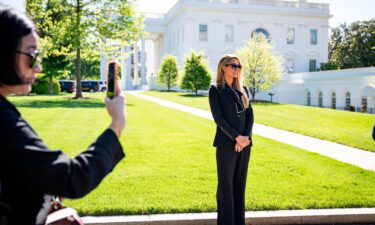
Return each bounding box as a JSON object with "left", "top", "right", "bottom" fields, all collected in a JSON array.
[
  {"left": 345, "top": 92, "right": 351, "bottom": 109},
  {"left": 318, "top": 92, "right": 323, "bottom": 107},
  {"left": 252, "top": 28, "right": 270, "bottom": 39},
  {"left": 307, "top": 92, "right": 311, "bottom": 106},
  {"left": 331, "top": 92, "right": 336, "bottom": 109}
]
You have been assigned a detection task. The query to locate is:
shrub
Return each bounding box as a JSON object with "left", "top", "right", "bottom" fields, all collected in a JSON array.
[
  {"left": 32, "top": 74, "right": 60, "bottom": 95},
  {"left": 180, "top": 52, "right": 211, "bottom": 95},
  {"left": 157, "top": 55, "right": 179, "bottom": 91}
]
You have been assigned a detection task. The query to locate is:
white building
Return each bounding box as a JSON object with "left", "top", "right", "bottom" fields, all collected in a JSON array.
[
  {"left": 102, "top": 0, "right": 331, "bottom": 90},
  {"left": 125, "top": 0, "right": 374, "bottom": 112},
  {"left": 256, "top": 67, "right": 375, "bottom": 113},
  {"left": 144, "top": 0, "right": 329, "bottom": 73}
]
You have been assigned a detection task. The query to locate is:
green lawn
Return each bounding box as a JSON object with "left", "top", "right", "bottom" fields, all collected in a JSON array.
[
  {"left": 141, "top": 91, "right": 375, "bottom": 152},
  {"left": 7, "top": 93, "right": 375, "bottom": 216}
]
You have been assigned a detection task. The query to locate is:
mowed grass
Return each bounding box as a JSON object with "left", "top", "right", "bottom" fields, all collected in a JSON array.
[
  {"left": 7, "top": 93, "right": 375, "bottom": 216},
  {"left": 142, "top": 91, "right": 375, "bottom": 152}
]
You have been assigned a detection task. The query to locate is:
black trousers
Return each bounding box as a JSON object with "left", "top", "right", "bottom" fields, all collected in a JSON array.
[{"left": 216, "top": 146, "right": 251, "bottom": 225}]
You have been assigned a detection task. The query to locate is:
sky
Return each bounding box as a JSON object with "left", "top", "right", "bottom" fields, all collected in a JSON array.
[{"left": 135, "top": 0, "right": 375, "bottom": 27}]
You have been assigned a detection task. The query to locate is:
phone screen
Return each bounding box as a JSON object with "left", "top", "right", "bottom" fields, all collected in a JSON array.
[{"left": 107, "top": 62, "right": 116, "bottom": 99}]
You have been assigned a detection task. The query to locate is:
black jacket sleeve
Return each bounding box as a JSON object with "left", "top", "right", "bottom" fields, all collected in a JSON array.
[
  {"left": 0, "top": 110, "right": 124, "bottom": 199},
  {"left": 209, "top": 85, "right": 240, "bottom": 141},
  {"left": 243, "top": 87, "right": 254, "bottom": 138}
]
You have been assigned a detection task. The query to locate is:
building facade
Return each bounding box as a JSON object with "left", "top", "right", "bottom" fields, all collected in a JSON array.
[
  {"left": 256, "top": 67, "right": 375, "bottom": 112},
  {"left": 143, "top": 0, "right": 330, "bottom": 76},
  {"left": 100, "top": 0, "right": 331, "bottom": 90}
]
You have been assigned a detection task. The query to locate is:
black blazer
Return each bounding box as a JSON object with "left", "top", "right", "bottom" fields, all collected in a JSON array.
[
  {"left": 209, "top": 84, "right": 254, "bottom": 149},
  {"left": 0, "top": 95, "right": 124, "bottom": 225}
]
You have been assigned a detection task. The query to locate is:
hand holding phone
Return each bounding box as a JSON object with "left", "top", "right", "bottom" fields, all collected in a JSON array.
[
  {"left": 107, "top": 61, "right": 118, "bottom": 99},
  {"left": 105, "top": 61, "right": 125, "bottom": 137}
]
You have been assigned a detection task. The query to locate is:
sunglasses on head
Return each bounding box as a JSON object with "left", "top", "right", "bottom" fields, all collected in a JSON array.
[
  {"left": 16, "top": 49, "right": 41, "bottom": 69},
  {"left": 225, "top": 63, "right": 242, "bottom": 70}
]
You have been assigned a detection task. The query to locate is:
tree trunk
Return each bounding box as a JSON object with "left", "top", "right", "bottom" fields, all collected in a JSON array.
[
  {"left": 74, "top": 0, "right": 82, "bottom": 98},
  {"left": 167, "top": 75, "right": 170, "bottom": 91},
  {"left": 75, "top": 48, "right": 82, "bottom": 98},
  {"left": 49, "top": 75, "right": 53, "bottom": 95},
  {"left": 250, "top": 78, "right": 256, "bottom": 100}
]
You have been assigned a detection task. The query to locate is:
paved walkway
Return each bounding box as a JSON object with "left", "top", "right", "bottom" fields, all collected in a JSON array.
[
  {"left": 127, "top": 92, "right": 375, "bottom": 171},
  {"left": 82, "top": 208, "right": 375, "bottom": 224}
]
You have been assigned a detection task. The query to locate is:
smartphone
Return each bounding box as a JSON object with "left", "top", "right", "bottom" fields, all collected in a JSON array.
[{"left": 107, "top": 62, "right": 117, "bottom": 99}]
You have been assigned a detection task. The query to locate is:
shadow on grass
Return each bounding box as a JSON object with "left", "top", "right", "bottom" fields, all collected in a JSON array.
[
  {"left": 154, "top": 90, "right": 208, "bottom": 98},
  {"left": 14, "top": 100, "right": 104, "bottom": 108},
  {"left": 251, "top": 101, "right": 280, "bottom": 107},
  {"left": 157, "top": 90, "right": 179, "bottom": 92},
  {"left": 179, "top": 93, "right": 208, "bottom": 98},
  {"left": 13, "top": 98, "right": 134, "bottom": 108}
]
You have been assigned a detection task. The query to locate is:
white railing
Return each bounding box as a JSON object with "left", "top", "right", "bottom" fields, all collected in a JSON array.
[{"left": 188, "top": 0, "right": 328, "bottom": 13}]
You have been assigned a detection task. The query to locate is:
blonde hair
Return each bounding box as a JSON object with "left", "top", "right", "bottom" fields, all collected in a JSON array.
[{"left": 216, "top": 54, "right": 249, "bottom": 108}]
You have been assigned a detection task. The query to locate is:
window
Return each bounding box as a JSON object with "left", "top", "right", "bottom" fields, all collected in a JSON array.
[
  {"left": 331, "top": 92, "right": 336, "bottom": 109},
  {"left": 182, "top": 26, "right": 184, "bottom": 43},
  {"left": 309, "top": 59, "right": 317, "bottom": 72},
  {"left": 230, "top": 0, "right": 239, "bottom": 3},
  {"left": 318, "top": 92, "right": 323, "bottom": 107},
  {"left": 361, "top": 97, "right": 367, "bottom": 112},
  {"left": 177, "top": 29, "right": 180, "bottom": 45},
  {"left": 199, "top": 24, "right": 208, "bottom": 42},
  {"left": 310, "top": 29, "right": 317, "bottom": 45},
  {"left": 225, "top": 25, "right": 234, "bottom": 42},
  {"left": 345, "top": 92, "right": 351, "bottom": 109},
  {"left": 307, "top": 92, "right": 311, "bottom": 106},
  {"left": 174, "top": 31, "right": 176, "bottom": 49},
  {"left": 171, "top": 32, "right": 174, "bottom": 49},
  {"left": 287, "top": 28, "right": 295, "bottom": 44},
  {"left": 166, "top": 34, "right": 170, "bottom": 51},
  {"left": 286, "top": 58, "right": 294, "bottom": 73},
  {"left": 252, "top": 28, "right": 270, "bottom": 39}
]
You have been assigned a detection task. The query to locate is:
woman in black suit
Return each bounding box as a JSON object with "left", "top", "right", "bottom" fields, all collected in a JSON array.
[
  {"left": 209, "top": 54, "right": 254, "bottom": 225},
  {"left": 0, "top": 8, "right": 125, "bottom": 225}
]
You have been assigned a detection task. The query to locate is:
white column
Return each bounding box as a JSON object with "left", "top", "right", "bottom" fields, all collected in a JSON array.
[
  {"left": 120, "top": 45, "right": 126, "bottom": 90},
  {"left": 185, "top": 18, "right": 195, "bottom": 53},
  {"left": 163, "top": 33, "right": 168, "bottom": 56},
  {"left": 155, "top": 36, "right": 163, "bottom": 74},
  {"left": 133, "top": 42, "right": 139, "bottom": 86},
  {"left": 100, "top": 52, "right": 107, "bottom": 81},
  {"left": 140, "top": 38, "right": 148, "bottom": 85},
  {"left": 125, "top": 45, "right": 133, "bottom": 90},
  {"left": 368, "top": 97, "right": 375, "bottom": 112}
]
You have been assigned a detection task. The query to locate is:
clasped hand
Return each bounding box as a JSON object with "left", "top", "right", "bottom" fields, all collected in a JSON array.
[{"left": 235, "top": 135, "right": 251, "bottom": 152}]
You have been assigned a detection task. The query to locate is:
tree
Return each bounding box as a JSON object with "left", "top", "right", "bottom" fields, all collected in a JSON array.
[
  {"left": 180, "top": 52, "right": 211, "bottom": 95},
  {"left": 66, "top": 51, "right": 101, "bottom": 80},
  {"left": 157, "top": 55, "right": 179, "bottom": 91},
  {"left": 236, "top": 34, "right": 283, "bottom": 100},
  {"left": 26, "top": 0, "right": 72, "bottom": 94},
  {"left": 318, "top": 62, "right": 339, "bottom": 71},
  {"left": 329, "top": 19, "right": 375, "bottom": 69},
  {"left": 26, "top": 0, "right": 143, "bottom": 98}
]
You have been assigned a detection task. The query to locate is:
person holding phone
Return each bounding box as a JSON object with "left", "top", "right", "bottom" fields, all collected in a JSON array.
[
  {"left": 0, "top": 8, "right": 125, "bottom": 225},
  {"left": 209, "top": 54, "right": 254, "bottom": 225}
]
